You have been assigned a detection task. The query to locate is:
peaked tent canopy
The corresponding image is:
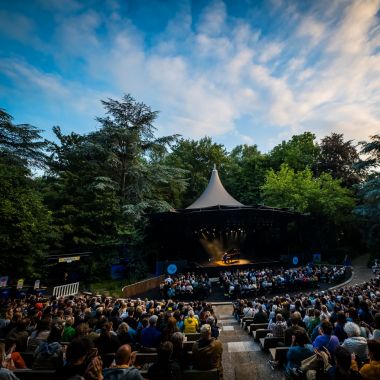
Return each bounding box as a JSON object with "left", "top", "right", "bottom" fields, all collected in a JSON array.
[{"left": 186, "top": 165, "right": 244, "bottom": 209}]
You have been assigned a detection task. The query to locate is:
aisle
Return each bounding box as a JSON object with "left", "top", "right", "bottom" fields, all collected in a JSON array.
[{"left": 213, "top": 304, "right": 284, "bottom": 380}]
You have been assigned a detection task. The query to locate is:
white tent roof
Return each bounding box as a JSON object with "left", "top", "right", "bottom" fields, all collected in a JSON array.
[{"left": 186, "top": 166, "right": 244, "bottom": 209}]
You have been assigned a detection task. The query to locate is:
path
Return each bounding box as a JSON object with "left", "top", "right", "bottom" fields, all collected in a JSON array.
[{"left": 214, "top": 304, "right": 284, "bottom": 380}]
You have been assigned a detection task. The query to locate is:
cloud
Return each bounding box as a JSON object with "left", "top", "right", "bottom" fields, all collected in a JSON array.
[{"left": 1, "top": 0, "right": 380, "bottom": 151}]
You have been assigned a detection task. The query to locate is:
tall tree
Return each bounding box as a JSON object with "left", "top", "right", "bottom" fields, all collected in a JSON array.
[
  {"left": 268, "top": 132, "right": 320, "bottom": 172},
  {"left": 0, "top": 109, "right": 47, "bottom": 167},
  {"left": 354, "top": 135, "right": 380, "bottom": 254},
  {"left": 317, "top": 133, "right": 361, "bottom": 187},
  {"left": 224, "top": 144, "right": 268, "bottom": 205}
]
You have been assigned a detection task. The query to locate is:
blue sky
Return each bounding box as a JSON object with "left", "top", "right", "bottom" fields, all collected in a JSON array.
[{"left": 1, "top": 0, "right": 379, "bottom": 152}]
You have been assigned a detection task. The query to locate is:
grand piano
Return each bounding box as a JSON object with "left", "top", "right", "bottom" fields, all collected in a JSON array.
[{"left": 223, "top": 248, "right": 240, "bottom": 263}]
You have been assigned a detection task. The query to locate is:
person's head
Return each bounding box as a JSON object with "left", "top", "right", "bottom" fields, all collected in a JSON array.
[
  {"left": 319, "top": 321, "right": 333, "bottom": 336},
  {"left": 367, "top": 339, "right": 380, "bottom": 361},
  {"left": 200, "top": 324, "right": 212, "bottom": 339},
  {"left": 336, "top": 311, "right": 346, "bottom": 325},
  {"left": 157, "top": 341, "right": 173, "bottom": 362},
  {"left": 171, "top": 332, "right": 184, "bottom": 350},
  {"left": 335, "top": 346, "right": 351, "bottom": 371},
  {"left": 344, "top": 322, "right": 361, "bottom": 337},
  {"left": 206, "top": 316, "right": 215, "bottom": 326},
  {"left": 314, "top": 309, "right": 321, "bottom": 318},
  {"left": 66, "top": 337, "right": 94, "bottom": 365},
  {"left": 293, "top": 331, "right": 309, "bottom": 347},
  {"left": 290, "top": 312, "right": 301, "bottom": 326},
  {"left": 166, "top": 316, "right": 177, "bottom": 331},
  {"left": 149, "top": 315, "right": 158, "bottom": 326},
  {"left": 276, "top": 314, "right": 284, "bottom": 322},
  {"left": 188, "top": 309, "right": 194, "bottom": 318},
  {"left": 115, "top": 344, "right": 133, "bottom": 365},
  {"left": 117, "top": 322, "right": 129, "bottom": 334}
]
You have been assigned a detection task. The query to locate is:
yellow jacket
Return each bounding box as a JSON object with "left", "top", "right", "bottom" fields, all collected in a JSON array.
[
  {"left": 360, "top": 360, "right": 380, "bottom": 380},
  {"left": 184, "top": 316, "right": 199, "bottom": 333}
]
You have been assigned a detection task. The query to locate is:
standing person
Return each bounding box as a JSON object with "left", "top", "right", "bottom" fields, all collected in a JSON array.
[
  {"left": 192, "top": 324, "right": 223, "bottom": 379},
  {"left": 103, "top": 344, "right": 143, "bottom": 380}
]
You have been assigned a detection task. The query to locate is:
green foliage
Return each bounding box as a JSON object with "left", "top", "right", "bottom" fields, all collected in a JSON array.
[
  {"left": 0, "top": 109, "right": 48, "bottom": 167},
  {"left": 268, "top": 132, "right": 320, "bottom": 172},
  {"left": 164, "top": 137, "right": 229, "bottom": 207},
  {"left": 224, "top": 144, "right": 268, "bottom": 205},
  {"left": 317, "top": 133, "right": 361, "bottom": 187},
  {"left": 0, "top": 161, "right": 53, "bottom": 278},
  {"left": 354, "top": 135, "right": 380, "bottom": 254},
  {"left": 261, "top": 164, "right": 355, "bottom": 223}
]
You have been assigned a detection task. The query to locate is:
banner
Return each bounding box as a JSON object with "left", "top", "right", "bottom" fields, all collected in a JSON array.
[
  {"left": 16, "top": 278, "right": 24, "bottom": 289},
  {"left": 58, "top": 256, "right": 80, "bottom": 263}
]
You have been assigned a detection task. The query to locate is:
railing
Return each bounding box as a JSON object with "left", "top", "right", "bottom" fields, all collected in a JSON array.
[{"left": 52, "top": 282, "right": 80, "bottom": 297}]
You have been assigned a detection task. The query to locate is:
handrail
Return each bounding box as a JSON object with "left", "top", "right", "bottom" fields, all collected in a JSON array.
[{"left": 52, "top": 282, "right": 79, "bottom": 297}]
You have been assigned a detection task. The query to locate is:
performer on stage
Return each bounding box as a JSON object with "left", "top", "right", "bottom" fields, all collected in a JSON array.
[{"left": 222, "top": 252, "right": 228, "bottom": 264}]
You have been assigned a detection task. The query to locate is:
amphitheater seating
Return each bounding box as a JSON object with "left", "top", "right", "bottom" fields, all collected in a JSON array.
[
  {"left": 249, "top": 323, "right": 268, "bottom": 335},
  {"left": 185, "top": 333, "right": 201, "bottom": 341},
  {"left": 259, "top": 336, "right": 284, "bottom": 350},
  {"left": 252, "top": 328, "right": 270, "bottom": 341},
  {"left": 269, "top": 347, "right": 289, "bottom": 366}
]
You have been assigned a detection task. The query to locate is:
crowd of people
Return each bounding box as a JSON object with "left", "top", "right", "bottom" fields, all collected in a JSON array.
[
  {"left": 221, "top": 264, "right": 347, "bottom": 297},
  {"left": 159, "top": 273, "right": 212, "bottom": 300},
  {"left": 234, "top": 275, "right": 380, "bottom": 379},
  {"left": 0, "top": 294, "right": 222, "bottom": 379}
]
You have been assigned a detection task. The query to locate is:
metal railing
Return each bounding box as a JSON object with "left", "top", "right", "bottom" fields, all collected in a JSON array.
[{"left": 52, "top": 282, "right": 80, "bottom": 297}]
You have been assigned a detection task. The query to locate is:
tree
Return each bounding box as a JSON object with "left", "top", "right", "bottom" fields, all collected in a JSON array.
[
  {"left": 317, "top": 133, "right": 361, "bottom": 187},
  {"left": 164, "top": 137, "right": 229, "bottom": 208},
  {"left": 261, "top": 164, "right": 355, "bottom": 223},
  {"left": 0, "top": 154, "right": 53, "bottom": 279},
  {"left": 224, "top": 144, "right": 268, "bottom": 205},
  {"left": 354, "top": 135, "right": 380, "bottom": 254},
  {"left": 0, "top": 109, "right": 47, "bottom": 167},
  {"left": 268, "top": 132, "right": 320, "bottom": 172}
]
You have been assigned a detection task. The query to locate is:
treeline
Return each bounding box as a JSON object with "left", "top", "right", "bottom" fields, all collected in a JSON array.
[{"left": 0, "top": 94, "right": 379, "bottom": 282}]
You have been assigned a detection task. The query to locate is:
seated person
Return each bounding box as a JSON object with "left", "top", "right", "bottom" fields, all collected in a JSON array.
[
  {"left": 285, "top": 331, "right": 314, "bottom": 375},
  {"left": 140, "top": 315, "right": 162, "bottom": 351},
  {"left": 325, "top": 346, "right": 361, "bottom": 380},
  {"left": 360, "top": 339, "right": 380, "bottom": 380},
  {"left": 284, "top": 312, "right": 310, "bottom": 347},
  {"left": 192, "top": 324, "right": 223, "bottom": 379},
  {"left": 342, "top": 322, "right": 369, "bottom": 364},
  {"left": 147, "top": 341, "right": 181, "bottom": 380},
  {"left": 103, "top": 344, "right": 143, "bottom": 380},
  {"left": 313, "top": 321, "right": 340, "bottom": 361}
]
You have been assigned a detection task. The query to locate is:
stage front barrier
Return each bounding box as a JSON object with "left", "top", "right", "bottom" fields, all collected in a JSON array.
[
  {"left": 52, "top": 282, "right": 80, "bottom": 297},
  {"left": 122, "top": 275, "right": 165, "bottom": 298}
]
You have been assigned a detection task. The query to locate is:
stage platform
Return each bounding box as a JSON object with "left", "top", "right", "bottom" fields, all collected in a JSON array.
[{"left": 194, "top": 257, "right": 281, "bottom": 276}]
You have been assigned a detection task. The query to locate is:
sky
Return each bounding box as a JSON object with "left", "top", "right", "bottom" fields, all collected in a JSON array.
[{"left": 1, "top": 0, "right": 380, "bottom": 152}]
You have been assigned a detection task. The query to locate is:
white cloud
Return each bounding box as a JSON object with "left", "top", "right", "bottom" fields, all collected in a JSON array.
[{"left": 1, "top": 0, "right": 380, "bottom": 150}]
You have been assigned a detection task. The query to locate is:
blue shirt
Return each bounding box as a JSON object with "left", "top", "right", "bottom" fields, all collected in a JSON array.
[
  {"left": 313, "top": 334, "right": 340, "bottom": 359},
  {"left": 140, "top": 326, "right": 162, "bottom": 348}
]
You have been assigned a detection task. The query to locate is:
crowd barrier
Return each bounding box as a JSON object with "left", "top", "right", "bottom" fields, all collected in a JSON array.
[{"left": 52, "top": 282, "right": 80, "bottom": 297}]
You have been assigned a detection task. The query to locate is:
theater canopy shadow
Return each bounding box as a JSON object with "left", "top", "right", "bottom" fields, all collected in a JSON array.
[{"left": 150, "top": 166, "right": 309, "bottom": 266}]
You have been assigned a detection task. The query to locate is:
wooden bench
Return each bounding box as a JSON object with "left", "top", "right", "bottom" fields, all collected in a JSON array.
[
  {"left": 134, "top": 352, "right": 158, "bottom": 367},
  {"left": 184, "top": 341, "right": 195, "bottom": 351},
  {"left": 185, "top": 333, "right": 200, "bottom": 341},
  {"left": 252, "top": 328, "right": 270, "bottom": 341},
  {"left": 249, "top": 323, "right": 268, "bottom": 335},
  {"left": 259, "top": 336, "right": 285, "bottom": 351},
  {"left": 14, "top": 369, "right": 56, "bottom": 380},
  {"left": 269, "top": 346, "right": 289, "bottom": 366},
  {"left": 240, "top": 316, "right": 254, "bottom": 328}
]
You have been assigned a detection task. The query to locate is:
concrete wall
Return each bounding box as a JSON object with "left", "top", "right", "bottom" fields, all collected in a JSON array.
[{"left": 122, "top": 275, "right": 165, "bottom": 298}]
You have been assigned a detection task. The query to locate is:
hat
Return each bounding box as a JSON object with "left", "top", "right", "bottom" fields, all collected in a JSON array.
[{"left": 200, "top": 324, "right": 211, "bottom": 334}]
